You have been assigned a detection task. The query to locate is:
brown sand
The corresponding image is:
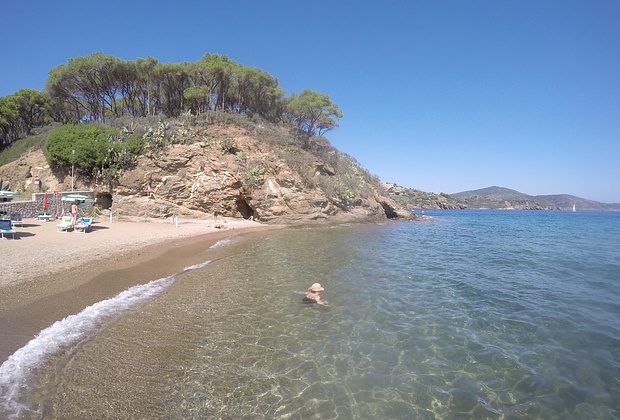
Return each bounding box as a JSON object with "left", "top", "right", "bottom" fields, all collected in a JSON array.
[{"left": 0, "top": 215, "right": 279, "bottom": 363}]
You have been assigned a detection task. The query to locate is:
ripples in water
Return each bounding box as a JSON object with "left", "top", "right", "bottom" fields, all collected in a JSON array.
[{"left": 2, "top": 212, "right": 619, "bottom": 419}]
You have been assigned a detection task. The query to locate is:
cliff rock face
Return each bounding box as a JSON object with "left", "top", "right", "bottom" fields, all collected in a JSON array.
[
  {"left": 114, "top": 125, "right": 409, "bottom": 224},
  {"left": 0, "top": 150, "right": 56, "bottom": 193},
  {"left": 1, "top": 122, "right": 411, "bottom": 224}
]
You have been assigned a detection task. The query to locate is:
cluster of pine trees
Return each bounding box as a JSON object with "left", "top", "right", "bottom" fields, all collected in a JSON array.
[{"left": 0, "top": 52, "right": 342, "bottom": 148}]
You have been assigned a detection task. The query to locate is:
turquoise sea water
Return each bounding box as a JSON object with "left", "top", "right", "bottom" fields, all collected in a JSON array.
[{"left": 1, "top": 210, "right": 619, "bottom": 419}]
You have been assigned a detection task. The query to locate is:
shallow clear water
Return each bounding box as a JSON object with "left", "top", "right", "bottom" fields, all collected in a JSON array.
[{"left": 2, "top": 211, "right": 619, "bottom": 419}]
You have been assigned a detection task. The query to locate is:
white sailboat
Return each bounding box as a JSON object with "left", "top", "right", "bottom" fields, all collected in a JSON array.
[{"left": 572, "top": 204, "right": 576, "bottom": 212}]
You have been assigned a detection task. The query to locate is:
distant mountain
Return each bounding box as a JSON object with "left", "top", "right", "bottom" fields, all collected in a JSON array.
[{"left": 451, "top": 186, "right": 620, "bottom": 211}]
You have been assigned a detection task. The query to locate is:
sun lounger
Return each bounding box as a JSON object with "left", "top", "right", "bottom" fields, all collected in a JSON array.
[
  {"left": 74, "top": 217, "right": 93, "bottom": 233},
  {"left": 56, "top": 216, "right": 74, "bottom": 232},
  {"left": 0, "top": 219, "right": 16, "bottom": 239},
  {"left": 10, "top": 212, "right": 23, "bottom": 227},
  {"left": 37, "top": 211, "right": 53, "bottom": 222}
]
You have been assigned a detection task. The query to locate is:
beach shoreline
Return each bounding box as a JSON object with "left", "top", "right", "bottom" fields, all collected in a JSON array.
[{"left": 0, "top": 216, "right": 280, "bottom": 363}]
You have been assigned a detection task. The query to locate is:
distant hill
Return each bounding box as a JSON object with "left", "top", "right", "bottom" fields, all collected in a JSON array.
[
  {"left": 382, "top": 183, "right": 467, "bottom": 209},
  {"left": 451, "top": 186, "right": 620, "bottom": 211}
]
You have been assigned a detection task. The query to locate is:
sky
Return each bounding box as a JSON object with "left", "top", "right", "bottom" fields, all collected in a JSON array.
[{"left": 2, "top": 1, "right": 619, "bottom": 203}]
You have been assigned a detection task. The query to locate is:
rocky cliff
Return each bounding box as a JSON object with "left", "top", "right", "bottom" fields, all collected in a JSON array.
[{"left": 0, "top": 118, "right": 412, "bottom": 224}]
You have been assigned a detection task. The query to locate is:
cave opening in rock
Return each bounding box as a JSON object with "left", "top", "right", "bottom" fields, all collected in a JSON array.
[
  {"left": 380, "top": 202, "right": 398, "bottom": 219},
  {"left": 96, "top": 192, "right": 113, "bottom": 210},
  {"left": 236, "top": 198, "right": 256, "bottom": 220}
]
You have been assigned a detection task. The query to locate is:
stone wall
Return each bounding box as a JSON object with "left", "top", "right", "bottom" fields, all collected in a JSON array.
[{"left": 0, "top": 191, "right": 94, "bottom": 219}]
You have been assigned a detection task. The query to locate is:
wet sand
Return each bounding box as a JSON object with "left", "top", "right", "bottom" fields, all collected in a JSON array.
[{"left": 0, "top": 216, "right": 279, "bottom": 363}]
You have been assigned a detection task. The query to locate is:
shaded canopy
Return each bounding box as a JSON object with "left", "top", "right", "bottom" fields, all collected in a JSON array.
[{"left": 61, "top": 193, "right": 93, "bottom": 202}]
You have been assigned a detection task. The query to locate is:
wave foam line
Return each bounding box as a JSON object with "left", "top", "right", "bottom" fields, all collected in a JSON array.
[
  {"left": 184, "top": 260, "right": 211, "bottom": 271},
  {"left": 0, "top": 275, "right": 175, "bottom": 418},
  {"left": 0, "top": 255, "right": 214, "bottom": 418},
  {"left": 210, "top": 237, "right": 235, "bottom": 249}
]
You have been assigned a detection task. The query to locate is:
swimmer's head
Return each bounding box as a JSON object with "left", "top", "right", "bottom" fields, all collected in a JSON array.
[{"left": 309, "top": 283, "right": 324, "bottom": 292}]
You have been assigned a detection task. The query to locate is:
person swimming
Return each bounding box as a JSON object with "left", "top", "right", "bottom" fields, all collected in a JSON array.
[{"left": 303, "top": 283, "right": 325, "bottom": 305}]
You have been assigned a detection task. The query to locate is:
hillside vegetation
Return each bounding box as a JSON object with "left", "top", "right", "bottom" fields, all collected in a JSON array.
[
  {"left": 0, "top": 52, "right": 415, "bottom": 223},
  {"left": 1, "top": 52, "right": 341, "bottom": 148}
]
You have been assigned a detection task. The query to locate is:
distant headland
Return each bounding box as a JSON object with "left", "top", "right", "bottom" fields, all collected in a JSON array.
[{"left": 383, "top": 184, "right": 620, "bottom": 211}]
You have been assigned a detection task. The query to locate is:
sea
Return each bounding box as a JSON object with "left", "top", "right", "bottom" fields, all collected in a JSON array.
[{"left": 1, "top": 210, "right": 619, "bottom": 419}]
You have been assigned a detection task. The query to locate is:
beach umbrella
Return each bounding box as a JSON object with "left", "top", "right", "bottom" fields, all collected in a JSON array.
[
  {"left": 61, "top": 194, "right": 94, "bottom": 202},
  {"left": 0, "top": 190, "right": 20, "bottom": 198}
]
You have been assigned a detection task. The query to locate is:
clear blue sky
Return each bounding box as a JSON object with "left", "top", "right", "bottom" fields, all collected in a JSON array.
[{"left": 2, "top": 1, "right": 619, "bottom": 202}]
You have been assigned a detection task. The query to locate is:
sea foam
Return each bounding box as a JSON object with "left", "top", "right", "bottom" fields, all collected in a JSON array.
[
  {"left": 0, "top": 258, "right": 213, "bottom": 418},
  {"left": 210, "top": 237, "right": 235, "bottom": 248}
]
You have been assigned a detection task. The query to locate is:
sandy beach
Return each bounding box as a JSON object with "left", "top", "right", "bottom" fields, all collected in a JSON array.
[{"left": 0, "top": 215, "right": 278, "bottom": 363}]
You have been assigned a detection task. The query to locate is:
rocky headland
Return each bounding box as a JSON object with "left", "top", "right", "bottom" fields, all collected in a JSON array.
[{"left": 0, "top": 115, "right": 412, "bottom": 224}]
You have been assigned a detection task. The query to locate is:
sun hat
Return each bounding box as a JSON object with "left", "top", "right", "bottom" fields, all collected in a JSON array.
[{"left": 309, "top": 283, "right": 324, "bottom": 292}]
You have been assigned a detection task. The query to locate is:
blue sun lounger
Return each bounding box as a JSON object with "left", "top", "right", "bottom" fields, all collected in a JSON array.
[
  {"left": 0, "top": 219, "right": 16, "bottom": 239},
  {"left": 74, "top": 217, "right": 93, "bottom": 233},
  {"left": 10, "top": 212, "right": 23, "bottom": 227}
]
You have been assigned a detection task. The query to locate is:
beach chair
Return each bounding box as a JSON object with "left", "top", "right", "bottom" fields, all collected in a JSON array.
[
  {"left": 74, "top": 217, "right": 93, "bottom": 233},
  {"left": 56, "top": 216, "right": 74, "bottom": 232},
  {"left": 37, "top": 211, "right": 53, "bottom": 222},
  {"left": 0, "top": 219, "right": 15, "bottom": 239},
  {"left": 10, "top": 212, "right": 23, "bottom": 227}
]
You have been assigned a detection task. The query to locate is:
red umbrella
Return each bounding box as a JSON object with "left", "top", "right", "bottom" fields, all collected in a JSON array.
[{"left": 42, "top": 193, "right": 48, "bottom": 210}]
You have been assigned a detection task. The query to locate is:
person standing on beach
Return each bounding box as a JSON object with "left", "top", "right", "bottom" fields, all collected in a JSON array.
[{"left": 71, "top": 202, "right": 78, "bottom": 226}]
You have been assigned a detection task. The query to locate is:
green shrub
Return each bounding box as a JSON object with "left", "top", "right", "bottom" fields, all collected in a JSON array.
[
  {"left": 334, "top": 178, "right": 356, "bottom": 201},
  {"left": 46, "top": 124, "right": 110, "bottom": 170},
  {"left": 243, "top": 162, "right": 266, "bottom": 189},
  {"left": 143, "top": 120, "right": 172, "bottom": 153},
  {"left": 221, "top": 137, "right": 238, "bottom": 154},
  {"left": 46, "top": 123, "right": 144, "bottom": 185}
]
